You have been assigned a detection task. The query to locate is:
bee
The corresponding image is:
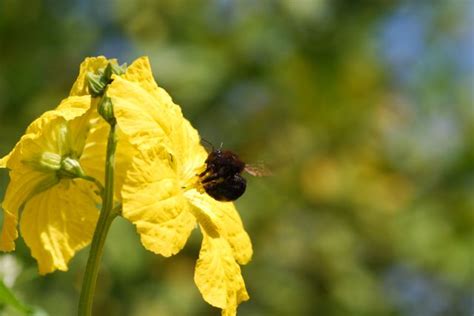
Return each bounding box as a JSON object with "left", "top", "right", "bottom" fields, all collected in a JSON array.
[{"left": 199, "top": 146, "right": 270, "bottom": 202}]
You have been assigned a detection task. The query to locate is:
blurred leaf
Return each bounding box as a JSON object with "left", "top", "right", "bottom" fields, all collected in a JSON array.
[{"left": 0, "top": 279, "right": 47, "bottom": 316}]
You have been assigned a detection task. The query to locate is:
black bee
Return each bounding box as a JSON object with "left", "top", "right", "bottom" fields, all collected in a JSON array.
[{"left": 199, "top": 147, "right": 270, "bottom": 202}]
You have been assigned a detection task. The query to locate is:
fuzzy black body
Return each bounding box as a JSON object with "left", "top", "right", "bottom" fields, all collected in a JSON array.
[{"left": 199, "top": 150, "right": 247, "bottom": 201}]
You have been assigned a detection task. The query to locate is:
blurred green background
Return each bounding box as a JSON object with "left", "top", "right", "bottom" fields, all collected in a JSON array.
[{"left": 0, "top": 0, "right": 473, "bottom": 315}]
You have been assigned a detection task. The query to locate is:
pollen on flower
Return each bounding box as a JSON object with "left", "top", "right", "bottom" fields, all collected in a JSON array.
[{"left": 180, "top": 163, "right": 207, "bottom": 194}]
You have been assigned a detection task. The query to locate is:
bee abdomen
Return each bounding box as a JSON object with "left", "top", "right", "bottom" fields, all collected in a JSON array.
[{"left": 203, "top": 174, "right": 246, "bottom": 202}]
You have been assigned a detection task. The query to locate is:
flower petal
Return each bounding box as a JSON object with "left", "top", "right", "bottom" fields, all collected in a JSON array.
[
  {"left": 194, "top": 232, "right": 249, "bottom": 315},
  {"left": 108, "top": 76, "right": 173, "bottom": 150},
  {"left": 113, "top": 130, "right": 137, "bottom": 196},
  {"left": 122, "top": 147, "right": 196, "bottom": 257},
  {"left": 2, "top": 133, "right": 37, "bottom": 170},
  {"left": 1, "top": 164, "right": 56, "bottom": 252},
  {"left": 26, "top": 96, "right": 91, "bottom": 135},
  {"left": 0, "top": 153, "right": 11, "bottom": 168},
  {"left": 109, "top": 57, "right": 208, "bottom": 177},
  {"left": 185, "top": 189, "right": 253, "bottom": 265},
  {"left": 123, "top": 57, "right": 160, "bottom": 95},
  {"left": 122, "top": 56, "right": 182, "bottom": 118},
  {"left": 0, "top": 210, "right": 17, "bottom": 252},
  {"left": 1, "top": 96, "right": 90, "bottom": 170},
  {"left": 79, "top": 115, "right": 107, "bottom": 179},
  {"left": 19, "top": 179, "right": 99, "bottom": 274},
  {"left": 169, "top": 117, "right": 208, "bottom": 183},
  {"left": 69, "top": 56, "right": 116, "bottom": 96},
  {"left": 109, "top": 57, "right": 200, "bottom": 153}
]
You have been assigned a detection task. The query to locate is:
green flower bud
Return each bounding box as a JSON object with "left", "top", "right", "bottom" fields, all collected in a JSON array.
[
  {"left": 111, "top": 62, "right": 127, "bottom": 76},
  {"left": 98, "top": 96, "right": 116, "bottom": 125},
  {"left": 102, "top": 64, "right": 114, "bottom": 84},
  {"left": 86, "top": 62, "right": 127, "bottom": 98},
  {"left": 86, "top": 72, "right": 106, "bottom": 97},
  {"left": 58, "top": 157, "right": 85, "bottom": 179},
  {"left": 102, "top": 63, "right": 127, "bottom": 82}
]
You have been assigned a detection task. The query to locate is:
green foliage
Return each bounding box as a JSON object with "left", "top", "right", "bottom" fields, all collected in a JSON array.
[{"left": 0, "top": 279, "right": 47, "bottom": 316}]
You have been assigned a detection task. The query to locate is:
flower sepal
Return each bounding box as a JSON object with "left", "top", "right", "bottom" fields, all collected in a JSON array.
[
  {"left": 86, "top": 72, "right": 106, "bottom": 97},
  {"left": 104, "top": 62, "right": 127, "bottom": 78},
  {"left": 87, "top": 63, "right": 127, "bottom": 97}
]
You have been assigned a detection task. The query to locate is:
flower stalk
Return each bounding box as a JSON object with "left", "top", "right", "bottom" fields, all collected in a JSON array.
[{"left": 78, "top": 111, "right": 118, "bottom": 316}]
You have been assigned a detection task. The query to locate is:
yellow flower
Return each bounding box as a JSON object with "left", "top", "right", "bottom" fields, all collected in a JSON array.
[
  {"left": 0, "top": 57, "right": 135, "bottom": 274},
  {"left": 107, "top": 57, "right": 253, "bottom": 315},
  {"left": 0, "top": 97, "right": 101, "bottom": 274}
]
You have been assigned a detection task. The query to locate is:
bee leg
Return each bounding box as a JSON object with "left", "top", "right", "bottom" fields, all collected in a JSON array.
[{"left": 202, "top": 177, "right": 224, "bottom": 188}]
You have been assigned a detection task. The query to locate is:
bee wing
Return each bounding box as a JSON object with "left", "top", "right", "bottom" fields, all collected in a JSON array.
[{"left": 244, "top": 163, "right": 272, "bottom": 177}]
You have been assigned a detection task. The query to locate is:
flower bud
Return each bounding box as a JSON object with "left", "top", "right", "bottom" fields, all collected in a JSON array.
[
  {"left": 86, "top": 72, "right": 106, "bottom": 97},
  {"left": 98, "top": 96, "right": 116, "bottom": 125},
  {"left": 102, "top": 64, "right": 114, "bottom": 84},
  {"left": 103, "top": 62, "right": 126, "bottom": 80},
  {"left": 86, "top": 62, "right": 127, "bottom": 97},
  {"left": 58, "top": 157, "right": 85, "bottom": 179},
  {"left": 111, "top": 62, "right": 127, "bottom": 76}
]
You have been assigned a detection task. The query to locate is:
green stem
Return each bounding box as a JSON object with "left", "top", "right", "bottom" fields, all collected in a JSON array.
[{"left": 78, "top": 122, "right": 118, "bottom": 316}]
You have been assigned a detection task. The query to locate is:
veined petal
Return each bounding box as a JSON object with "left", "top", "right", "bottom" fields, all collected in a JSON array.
[
  {"left": 122, "top": 147, "right": 196, "bottom": 256},
  {"left": 21, "top": 120, "right": 69, "bottom": 163},
  {"left": 194, "top": 232, "right": 249, "bottom": 315},
  {"left": 122, "top": 57, "right": 183, "bottom": 118},
  {"left": 1, "top": 96, "right": 90, "bottom": 170},
  {"left": 80, "top": 116, "right": 136, "bottom": 199},
  {"left": 114, "top": 130, "right": 137, "bottom": 196},
  {"left": 169, "top": 117, "right": 208, "bottom": 181},
  {"left": 20, "top": 179, "right": 99, "bottom": 274},
  {"left": 108, "top": 76, "right": 173, "bottom": 150},
  {"left": 110, "top": 72, "right": 208, "bottom": 181},
  {"left": 1, "top": 166, "right": 56, "bottom": 251},
  {"left": 185, "top": 189, "right": 252, "bottom": 265},
  {"left": 56, "top": 96, "right": 94, "bottom": 158},
  {"left": 109, "top": 57, "right": 207, "bottom": 178},
  {"left": 0, "top": 210, "right": 17, "bottom": 252},
  {"left": 80, "top": 113, "right": 108, "bottom": 184},
  {"left": 1, "top": 133, "right": 37, "bottom": 170},
  {"left": 55, "top": 95, "right": 92, "bottom": 113},
  {"left": 123, "top": 57, "right": 160, "bottom": 96},
  {"left": 184, "top": 189, "right": 219, "bottom": 238},
  {"left": 26, "top": 96, "right": 91, "bottom": 135},
  {"left": 69, "top": 56, "right": 117, "bottom": 96}
]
